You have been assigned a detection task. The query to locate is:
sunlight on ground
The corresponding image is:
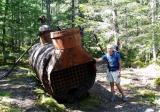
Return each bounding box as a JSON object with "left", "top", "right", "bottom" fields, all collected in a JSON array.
[
  {"left": 135, "top": 64, "right": 160, "bottom": 78},
  {"left": 0, "top": 103, "right": 21, "bottom": 112},
  {"left": 38, "top": 95, "right": 65, "bottom": 112},
  {"left": 0, "top": 64, "right": 160, "bottom": 112},
  {"left": 121, "top": 77, "right": 132, "bottom": 85},
  {"left": 0, "top": 97, "right": 35, "bottom": 108},
  {"left": 144, "top": 108, "right": 154, "bottom": 112}
]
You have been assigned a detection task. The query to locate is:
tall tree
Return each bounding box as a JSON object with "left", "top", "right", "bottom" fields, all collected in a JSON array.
[
  {"left": 2, "top": 0, "right": 9, "bottom": 63},
  {"left": 112, "top": 0, "right": 119, "bottom": 46},
  {"left": 71, "top": 0, "right": 75, "bottom": 27},
  {"left": 43, "top": 0, "right": 52, "bottom": 26},
  {"left": 150, "top": 0, "right": 157, "bottom": 62}
]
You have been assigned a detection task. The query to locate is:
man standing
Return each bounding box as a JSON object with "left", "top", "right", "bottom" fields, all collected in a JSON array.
[{"left": 95, "top": 44, "right": 127, "bottom": 102}]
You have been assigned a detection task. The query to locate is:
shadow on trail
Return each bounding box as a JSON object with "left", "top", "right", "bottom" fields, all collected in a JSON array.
[
  {"left": 0, "top": 67, "right": 156, "bottom": 112},
  {"left": 0, "top": 67, "right": 49, "bottom": 112},
  {"left": 0, "top": 77, "right": 36, "bottom": 99},
  {"left": 65, "top": 82, "right": 156, "bottom": 112}
]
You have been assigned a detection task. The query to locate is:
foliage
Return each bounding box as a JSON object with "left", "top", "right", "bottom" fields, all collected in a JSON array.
[
  {"left": 76, "top": 0, "right": 160, "bottom": 66},
  {"left": 0, "top": 104, "right": 21, "bottom": 112},
  {"left": 132, "top": 60, "right": 145, "bottom": 68},
  {"left": 34, "top": 88, "right": 45, "bottom": 94},
  {"left": 154, "top": 78, "right": 160, "bottom": 86},
  {"left": 79, "top": 93, "right": 100, "bottom": 110},
  {"left": 38, "top": 95, "right": 65, "bottom": 112},
  {"left": 34, "top": 87, "right": 65, "bottom": 112},
  {"left": 137, "top": 89, "right": 156, "bottom": 104},
  {"left": 0, "top": 0, "right": 160, "bottom": 67},
  {"left": 0, "top": 91, "right": 11, "bottom": 97}
]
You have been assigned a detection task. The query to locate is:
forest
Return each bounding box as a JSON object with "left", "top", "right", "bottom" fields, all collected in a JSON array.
[
  {"left": 0, "top": 0, "right": 160, "bottom": 66},
  {"left": 0, "top": 0, "right": 160, "bottom": 112}
]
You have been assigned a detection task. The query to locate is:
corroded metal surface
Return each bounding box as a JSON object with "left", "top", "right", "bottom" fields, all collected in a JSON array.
[{"left": 29, "top": 28, "right": 96, "bottom": 101}]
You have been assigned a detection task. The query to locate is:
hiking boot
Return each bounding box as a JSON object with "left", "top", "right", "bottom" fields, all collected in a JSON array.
[
  {"left": 122, "top": 96, "right": 128, "bottom": 102},
  {"left": 111, "top": 94, "right": 116, "bottom": 102}
]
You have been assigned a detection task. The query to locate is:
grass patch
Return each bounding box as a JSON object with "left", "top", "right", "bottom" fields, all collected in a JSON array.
[
  {"left": 18, "top": 66, "right": 30, "bottom": 71},
  {"left": 155, "top": 96, "right": 160, "bottom": 105},
  {"left": 38, "top": 95, "right": 65, "bottom": 112},
  {"left": 0, "top": 66, "right": 34, "bottom": 80},
  {"left": 34, "top": 88, "right": 45, "bottom": 94},
  {"left": 0, "top": 103, "right": 21, "bottom": 112},
  {"left": 34, "top": 87, "right": 65, "bottom": 112},
  {"left": 14, "top": 73, "right": 34, "bottom": 79},
  {"left": 137, "top": 89, "right": 156, "bottom": 104},
  {"left": 0, "top": 91, "right": 11, "bottom": 97},
  {"left": 155, "top": 78, "right": 160, "bottom": 86},
  {"left": 79, "top": 93, "right": 100, "bottom": 110},
  {"left": 12, "top": 68, "right": 35, "bottom": 79},
  {"left": 0, "top": 65, "right": 10, "bottom": 68}
]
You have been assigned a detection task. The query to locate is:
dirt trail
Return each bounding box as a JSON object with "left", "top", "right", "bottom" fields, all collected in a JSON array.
[
  {"left": 0, "top": 67, "right": 48, "bottom": 112},
  {"left": 0, "top": 64, "right": 160, "bottom": 112},
  {"left": 67, "top": 63, "right": 160, "bottom": 112}
]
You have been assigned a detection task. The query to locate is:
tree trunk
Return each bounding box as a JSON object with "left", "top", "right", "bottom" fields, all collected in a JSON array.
[
  {"left": 71, "top": 0, "right": 75, "bottom": 28},
  {"left": 75, "top": 0, "right": 79, "bottom": 16},
  {"left": 150, "top": 0, "right": 157, "bottom": 62},
  {"left": 124, "top": 8, "right": 128, "bottom": 41},
  {"left": 42, "top": 0, "right": 44, "bottom": 13},
  {"left": 11, "top": 0, "right": 14, "bottom": 52},
  {"left": 136, "top": 21, "right": 139, "bottom": 36},
  {"left": 2, "top": 0, "right": 9, "bottom": 64},
  {"left": 112, "top": 0, "right": 120, "bottom": 50},
  {"left": 45, "top": 0, "right": 52, "bottom": 27}
]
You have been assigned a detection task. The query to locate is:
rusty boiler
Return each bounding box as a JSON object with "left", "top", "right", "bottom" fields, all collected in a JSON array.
[{"left": 29, "top": 28, "right": 96, "bottom": 101}]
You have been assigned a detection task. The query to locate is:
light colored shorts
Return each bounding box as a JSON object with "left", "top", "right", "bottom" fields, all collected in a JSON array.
[{"left": 106, "top": 70, "right": 120, "bottom": 84}]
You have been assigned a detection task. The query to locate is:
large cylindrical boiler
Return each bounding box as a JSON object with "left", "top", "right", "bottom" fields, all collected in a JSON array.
[{"left": 29, "top": 28, "right": 96, "bottom": 101}]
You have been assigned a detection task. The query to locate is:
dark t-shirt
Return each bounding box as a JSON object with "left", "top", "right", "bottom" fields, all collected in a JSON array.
[{"left": 102, "top": 51, "right": 120, "bottom": 71}]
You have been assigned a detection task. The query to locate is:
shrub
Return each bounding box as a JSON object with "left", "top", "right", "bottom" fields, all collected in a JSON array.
[
  {"left": 137, "top": 89, "right": 156, "bottom": 104},
  {"left": 132, "top": 60, "right": 145, "bottom": 68},
  {"left": 155, "top": 78, "right": 160, "bottom": 86}
]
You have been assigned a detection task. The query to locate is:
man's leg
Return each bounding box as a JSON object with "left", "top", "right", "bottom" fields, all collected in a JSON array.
[
  {"left": 110, "top": 82, "right": 115, "bottom": 101},
  {"left": 107, "top": 71, "right": 116, "bottom": 101},
  {"left": 110, "top": 82, "right": 115, "bottom": 94},
  {"left": 116, "top": 83, "right": 127, "bottom": 101},
  {"left": 115, "top": 83, "right": 124, "bottom": 96}
]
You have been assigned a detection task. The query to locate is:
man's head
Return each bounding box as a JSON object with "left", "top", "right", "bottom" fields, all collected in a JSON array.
[
  {"left": 38, "top": 15, "right": 46, "bottom": 24},
  {"left": 107, "top": 44, "right": 113, "bottom": 55}
]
